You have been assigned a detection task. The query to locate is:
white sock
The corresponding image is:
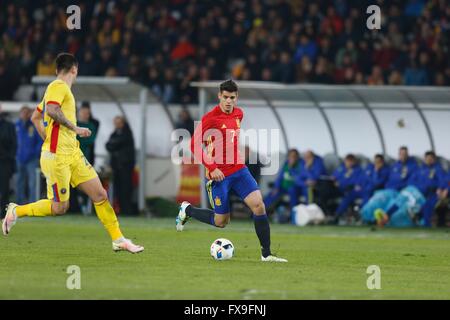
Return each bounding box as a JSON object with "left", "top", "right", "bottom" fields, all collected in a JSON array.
[{"left": 113, "top": 237, "right": 126, "bottom": 243}]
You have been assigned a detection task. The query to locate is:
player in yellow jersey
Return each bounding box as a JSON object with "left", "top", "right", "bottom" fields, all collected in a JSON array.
[{"left": 2, "top": 53, "right": 143, "bottom": 253}]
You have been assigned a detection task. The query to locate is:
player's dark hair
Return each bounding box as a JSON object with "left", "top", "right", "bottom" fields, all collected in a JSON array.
[
  {"left": 425, "top": 151, "right": 436, "bottom": 158},
  {"left": 81, "top": 101, "right": 91, "bottom": 109},
  {"left": 375, "top": 154, "right": 384, "bottom": 162},
  {"left": 219, "top": 79, "right": 238, "bottom": 93},
  {"left": 55, "top": 53, "right": 78, "bottom": 74},
  {"left": 399, "top": 146, "right": 408, "bottom": 152},
  {"left": 345, "top": 154, "right": 356, "bottom": 162},
  {"left": 288, "top": 149, "right": 300, "bottom": 158}
]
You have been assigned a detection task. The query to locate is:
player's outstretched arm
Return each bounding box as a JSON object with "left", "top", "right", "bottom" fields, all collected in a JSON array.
[
  {"left": 31, "top": 108, "right": 46, "bottom": 140},
  {"left": 46, "top": 103, "right": 91, "bottom": 137}
]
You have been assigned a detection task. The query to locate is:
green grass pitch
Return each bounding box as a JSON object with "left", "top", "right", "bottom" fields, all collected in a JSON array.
[{"left": 0, "top": 215, "right": 449, "bottom": 299}]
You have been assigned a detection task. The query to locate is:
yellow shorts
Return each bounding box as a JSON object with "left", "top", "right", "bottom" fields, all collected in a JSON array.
[{"left": 40, "top": 150, "right": 98, "bottom": 202}]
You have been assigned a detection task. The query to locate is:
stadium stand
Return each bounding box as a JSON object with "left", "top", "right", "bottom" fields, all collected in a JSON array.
[{"left": 0, "top": 0, "right": 449, "bottom": 102}]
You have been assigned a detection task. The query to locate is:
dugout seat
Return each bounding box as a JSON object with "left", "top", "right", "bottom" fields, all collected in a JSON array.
[{"left": 322, "top": 153, "right": 342, "bottom": 175}]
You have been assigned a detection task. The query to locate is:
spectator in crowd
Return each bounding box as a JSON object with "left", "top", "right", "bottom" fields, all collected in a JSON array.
[
  {"left": 332, "top": 153, "right": 363, "bottom": 220},
  {"left": 36, "top": 51, "right": 56, "bottom": 76},
  {"left": 274, "top": 51, "right": 295, "bottom": 83},
  {"left": 335, "top": 40, "right": 358, "bottom": 68},
  {"left": 388, "top": 70, "right": 404, "bottom": 85},
  {"left": 170, "top": 34, "right": 195, "bottom": 61},
  {"left": 80, "top": 101, "right": 100, "bottom": 166},
  {"left": 162, "top": 68, "right": 177, "bottom": 104},
  {"left": 294, "top": 34, "right": 318, "bottom": 64},
  {"left": 334, "top": 53, "right": 358, "bottom": 84},
  {"left": 15, "top": 106, "right": 42, "bottom": 204},
  {"left": 404, "top": 59, "right": 430, "bottom": 85},
  {"left": 385, "top": 146, "right": 419, "bottom": 191},
  {"left": 174, "top": 107, "right": 194, "bottom": 136},
  {"left": 106, "top": 116, "right": 136, "bottom": 215},
  {"left": 0, "top": 105, "right": 17, "bottom": 214},
  {"left": 312, "top": 56, "right": 333, "bottom": 83},
  {"left": 1, "top": 0, "right": 448, "bottom": 101},
  {"left": 77, "top": 105, "right": 98, "bottom": 165},
  {"left": 367, "top": 65, "right": 385, "bottom": 85},
  {"left": 70, "top": 104, "right": 99, "bottom": 214},
  {"left": 405, "top": 0, "right": 426, "bottom": 17},
  {"left": 264, "top": 149, "right": 303, "bottom": 213},
  {"left": 0, "top": 63, "right": 19, "bottom": 100}
]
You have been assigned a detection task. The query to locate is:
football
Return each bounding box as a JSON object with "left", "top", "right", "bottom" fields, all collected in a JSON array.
[{"left": 210, "top": 238, "right": 234, "bottom": 260}]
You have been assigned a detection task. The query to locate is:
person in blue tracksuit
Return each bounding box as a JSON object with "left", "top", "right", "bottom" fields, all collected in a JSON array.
[
  {"left": 373, "top": 151, "right": 446, "bottom": 227},
  {"left": 385, "top": 146, "right": 419, "bottom": 190},
  {"left": 361, "top": 154, "right": 390, "bottom": 204},
  {"left": 408, "top": 151, "right": 447, "bottom": 227},
  {"left": 15, "top": 106, "right": 42, "bottom": 204},
  {"left": 295, "top": 150, "right": 327, "bottom": 204},
  {"left": 374, "top": 185, "right": 426, "bottom": 227},
  {"left": 361, "top": 188, "right": 398, "bottom": 223},
  {"left": 435, "top": 171, "right": 450, "bottom": 226},
  {"left": 332, "top": 154, "right": 364, "bottom": 218},
  {"left": 361, "top": 147, "right": 419, "bottom": 223},
  {"left": 264, "top": 149, "right": 303, "bottom": 212}
]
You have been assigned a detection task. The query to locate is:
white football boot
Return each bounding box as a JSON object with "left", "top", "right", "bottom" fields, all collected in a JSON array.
[
  {"left": 2, "top": 203, "right": 18, "bottom": 236},
  {"left": 261, "top": 255, "right": 288, "bottom": 262},
  {"left": 176, "top": 201, "right": 191, "bottom": 232},
  {"left": 112, "top": 238, "right": 144, "bottom": 253}
]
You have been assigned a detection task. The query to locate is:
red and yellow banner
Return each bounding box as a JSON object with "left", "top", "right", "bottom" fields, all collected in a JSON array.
[{"left": 176, "top": 158, "right": 201, "bottom": 206}]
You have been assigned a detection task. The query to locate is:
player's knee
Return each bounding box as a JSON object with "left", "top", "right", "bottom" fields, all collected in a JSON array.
[
  {"left": 217, "top": 219, "right": 229, "bottom": 228},
  {"left": 91, "top": 188, "right": 108, "bottom": 203},
  {"left": 252, "top": 201, "right": 266, "bottom": 215},
  {"left": 98, "top": 188, "right": 108, "bottom": 202},
  {"left": 214, "top": 217, "right": 229, "bottom": 228},
  {"left": 215, "top": 221, "right": 227, "bottom": 228}
]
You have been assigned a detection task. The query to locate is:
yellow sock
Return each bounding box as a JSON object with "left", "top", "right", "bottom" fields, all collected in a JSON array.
[
  {"left": 94, "top": 199, "right": 123, "bottom": 241},
  {"left": 15, "top": 200, "right": 53, "bottom": 217}
]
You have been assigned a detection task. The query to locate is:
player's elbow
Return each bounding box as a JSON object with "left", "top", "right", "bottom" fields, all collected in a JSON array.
[
  {"left": 31, "top": 110, "right": 41, "bottom": 123},
  {"left": 46, "top": 104, "right": 62, "bottom": 120},
  {"left": 46, "top": 106, "right": 57, "bottom": 119},
  {"left": 52, "top": 202, "right": 69, "bottom": 215},
  {"left": 53, "top": 208, "right": 67, "bottom": 215}
]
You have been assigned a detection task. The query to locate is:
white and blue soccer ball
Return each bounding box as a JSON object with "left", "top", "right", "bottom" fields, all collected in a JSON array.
[{"left": 210, "top": 238, "right": 234, "bottom": 260}]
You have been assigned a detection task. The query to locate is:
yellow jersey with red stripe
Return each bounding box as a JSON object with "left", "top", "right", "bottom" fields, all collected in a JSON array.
[{"left": 36, "top": 79, "right": 79, "bottom": 155}]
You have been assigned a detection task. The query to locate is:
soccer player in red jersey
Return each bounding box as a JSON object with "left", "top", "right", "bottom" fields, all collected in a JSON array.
[{"left": 176, "top": 80, "right": 287, "bottom": 262}]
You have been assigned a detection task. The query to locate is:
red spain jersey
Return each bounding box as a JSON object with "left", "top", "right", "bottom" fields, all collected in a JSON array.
[{"left": 190, "top": 105, "right": 245, "bottom": 178}]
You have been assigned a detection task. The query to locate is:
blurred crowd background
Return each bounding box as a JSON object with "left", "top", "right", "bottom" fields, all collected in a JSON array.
[{"left": 0, "top": 0, "right": 449, "bottom": 103}]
